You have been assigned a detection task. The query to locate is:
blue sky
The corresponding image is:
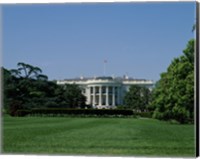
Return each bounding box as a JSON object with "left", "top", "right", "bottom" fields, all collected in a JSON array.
[{"left": 2, "top": 2, "right": 195, "bottom": 82}]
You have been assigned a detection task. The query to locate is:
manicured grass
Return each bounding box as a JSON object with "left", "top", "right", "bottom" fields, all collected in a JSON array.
[{"left": 2, "top": 116, "right": 195, "bottom": 156}]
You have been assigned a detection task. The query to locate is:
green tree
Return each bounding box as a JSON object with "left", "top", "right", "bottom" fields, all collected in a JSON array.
[
  {"left": 3, "top": 62, "right": 87, "bottom": 116},
  {"left": 3, "top": 63, "right": 49, "bottom": 114},
  {"left": 151, "top": 39, "right": 194, "bottom": 123},
  {"left": 62, "top": 84, "right": 86, "bottom": 108},
  {"left": 2, "top": 67, "right": 26, "bottom": 115},
  {"left": 10, "top": 62, "right": 48, "bottom": 80},
  {"left": 124, "top": 85, "right": 151, "bottom": 112}
]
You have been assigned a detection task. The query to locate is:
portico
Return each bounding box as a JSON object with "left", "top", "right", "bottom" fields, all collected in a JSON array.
[{"left": 88, "top": 85, "right": 121, "bottom": 108}]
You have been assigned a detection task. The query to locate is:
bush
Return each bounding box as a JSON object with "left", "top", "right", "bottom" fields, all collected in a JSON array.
[{"left": 12, "top": 108, "right": 156, "bottom": 118}]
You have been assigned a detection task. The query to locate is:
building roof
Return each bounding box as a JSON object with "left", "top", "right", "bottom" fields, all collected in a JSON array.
[
  {"left": 95, "top": 76, "right": 113, "bottom": 80},
  {"left": 58, "top": 76, "right": 153, "bottom": 83}
]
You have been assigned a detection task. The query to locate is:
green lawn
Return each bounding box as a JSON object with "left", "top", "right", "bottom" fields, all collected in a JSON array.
[{"left": 2, "top": 116, "right": 195, "bottom": 157}]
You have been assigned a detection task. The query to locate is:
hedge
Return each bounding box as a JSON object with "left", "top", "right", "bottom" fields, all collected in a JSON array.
[
  {"left": 14, "top": 108, "right": 133, "bottom": 117},
  {"left": 31, "top": 108, "right": 134, "bottom": 116},
  {"left": 14, "top": 108, "right": 153, "bottom": 118}
]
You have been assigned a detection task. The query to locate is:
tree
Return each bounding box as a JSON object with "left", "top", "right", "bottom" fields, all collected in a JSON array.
[
  {"left": 3, "top": 62, "right": 87, "bottom": 116},
  {"left": 2, "top": 67, "right": 27, "bottom": 114},
  {"left": 3, "top": 63, "right": 49, "bottom": 114},
  {"left": 10, "top": 62, "right": 48, "bottom": 80},
  {"left": 140, "top": 86, "right": 151, "bottom": 110},
  {"left": 124, "top": 85, "right": 151, "bottom": 112},
  {"left": 151, "top": 39, "right": 194, "bottom": 123},
  {"left": 62, "top": 84, "right": 86, "bottom": 108}
]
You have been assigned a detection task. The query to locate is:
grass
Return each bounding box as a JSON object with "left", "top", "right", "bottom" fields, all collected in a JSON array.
[{"left": 2, "top": 116, "right": 195, "bottom": 157}]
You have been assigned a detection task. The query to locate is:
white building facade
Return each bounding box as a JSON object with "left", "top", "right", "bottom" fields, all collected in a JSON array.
[{"left": 57, "top": 76, "right": 154, "bottom": 109}]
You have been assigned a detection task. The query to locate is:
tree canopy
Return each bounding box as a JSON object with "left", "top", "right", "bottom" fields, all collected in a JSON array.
[
  {"left": 2, "top": 62, "right": 86, "bottom": 116},
  {"left": 150, "top": 39, "right": 194, "bottom": 123},
  {"left": 10, "top": 62, "right": 48, "bottom": 80},
  {"left": 123, "top": 85, "right": 151, "bottom": 112}
]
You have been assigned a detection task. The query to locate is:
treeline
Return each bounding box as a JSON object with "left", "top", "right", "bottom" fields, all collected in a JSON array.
[{"left": 3, "top": 62, "right": 87, "bottom": 116}]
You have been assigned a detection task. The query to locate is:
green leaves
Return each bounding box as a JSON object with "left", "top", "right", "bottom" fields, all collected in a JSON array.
[
  {"left": 124, "top": 85, "right": 151, "bottom": 112},
  {"left": 151, "top": 39, "right": 194, "bottom": 123},
  {"left": 183, "top": 39, "right": 194, "bottom": 64},
  {"left": 62, "top": 84, "right": 86, "bottom": 108},
  {"left": 12, "top": 62, "right": 47, "bottom": 80},
  {"left": 3, "top": 63, "right": 87, "bottom": 115}
]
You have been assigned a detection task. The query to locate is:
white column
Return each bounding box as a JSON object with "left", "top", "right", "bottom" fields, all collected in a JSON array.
[
  {"left": 99, "top": 86, "right": 102, "bottom": 106},
  {"left": 106, "top": 86, "right": 109, "bottom": 106},
  {"left": 112, "top": 87, "right": 115, "bottom": 106}
]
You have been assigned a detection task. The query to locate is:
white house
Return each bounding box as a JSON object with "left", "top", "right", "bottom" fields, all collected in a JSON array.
[{"left": 57, "top": 76, "right": 154, "bottom": 109}]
